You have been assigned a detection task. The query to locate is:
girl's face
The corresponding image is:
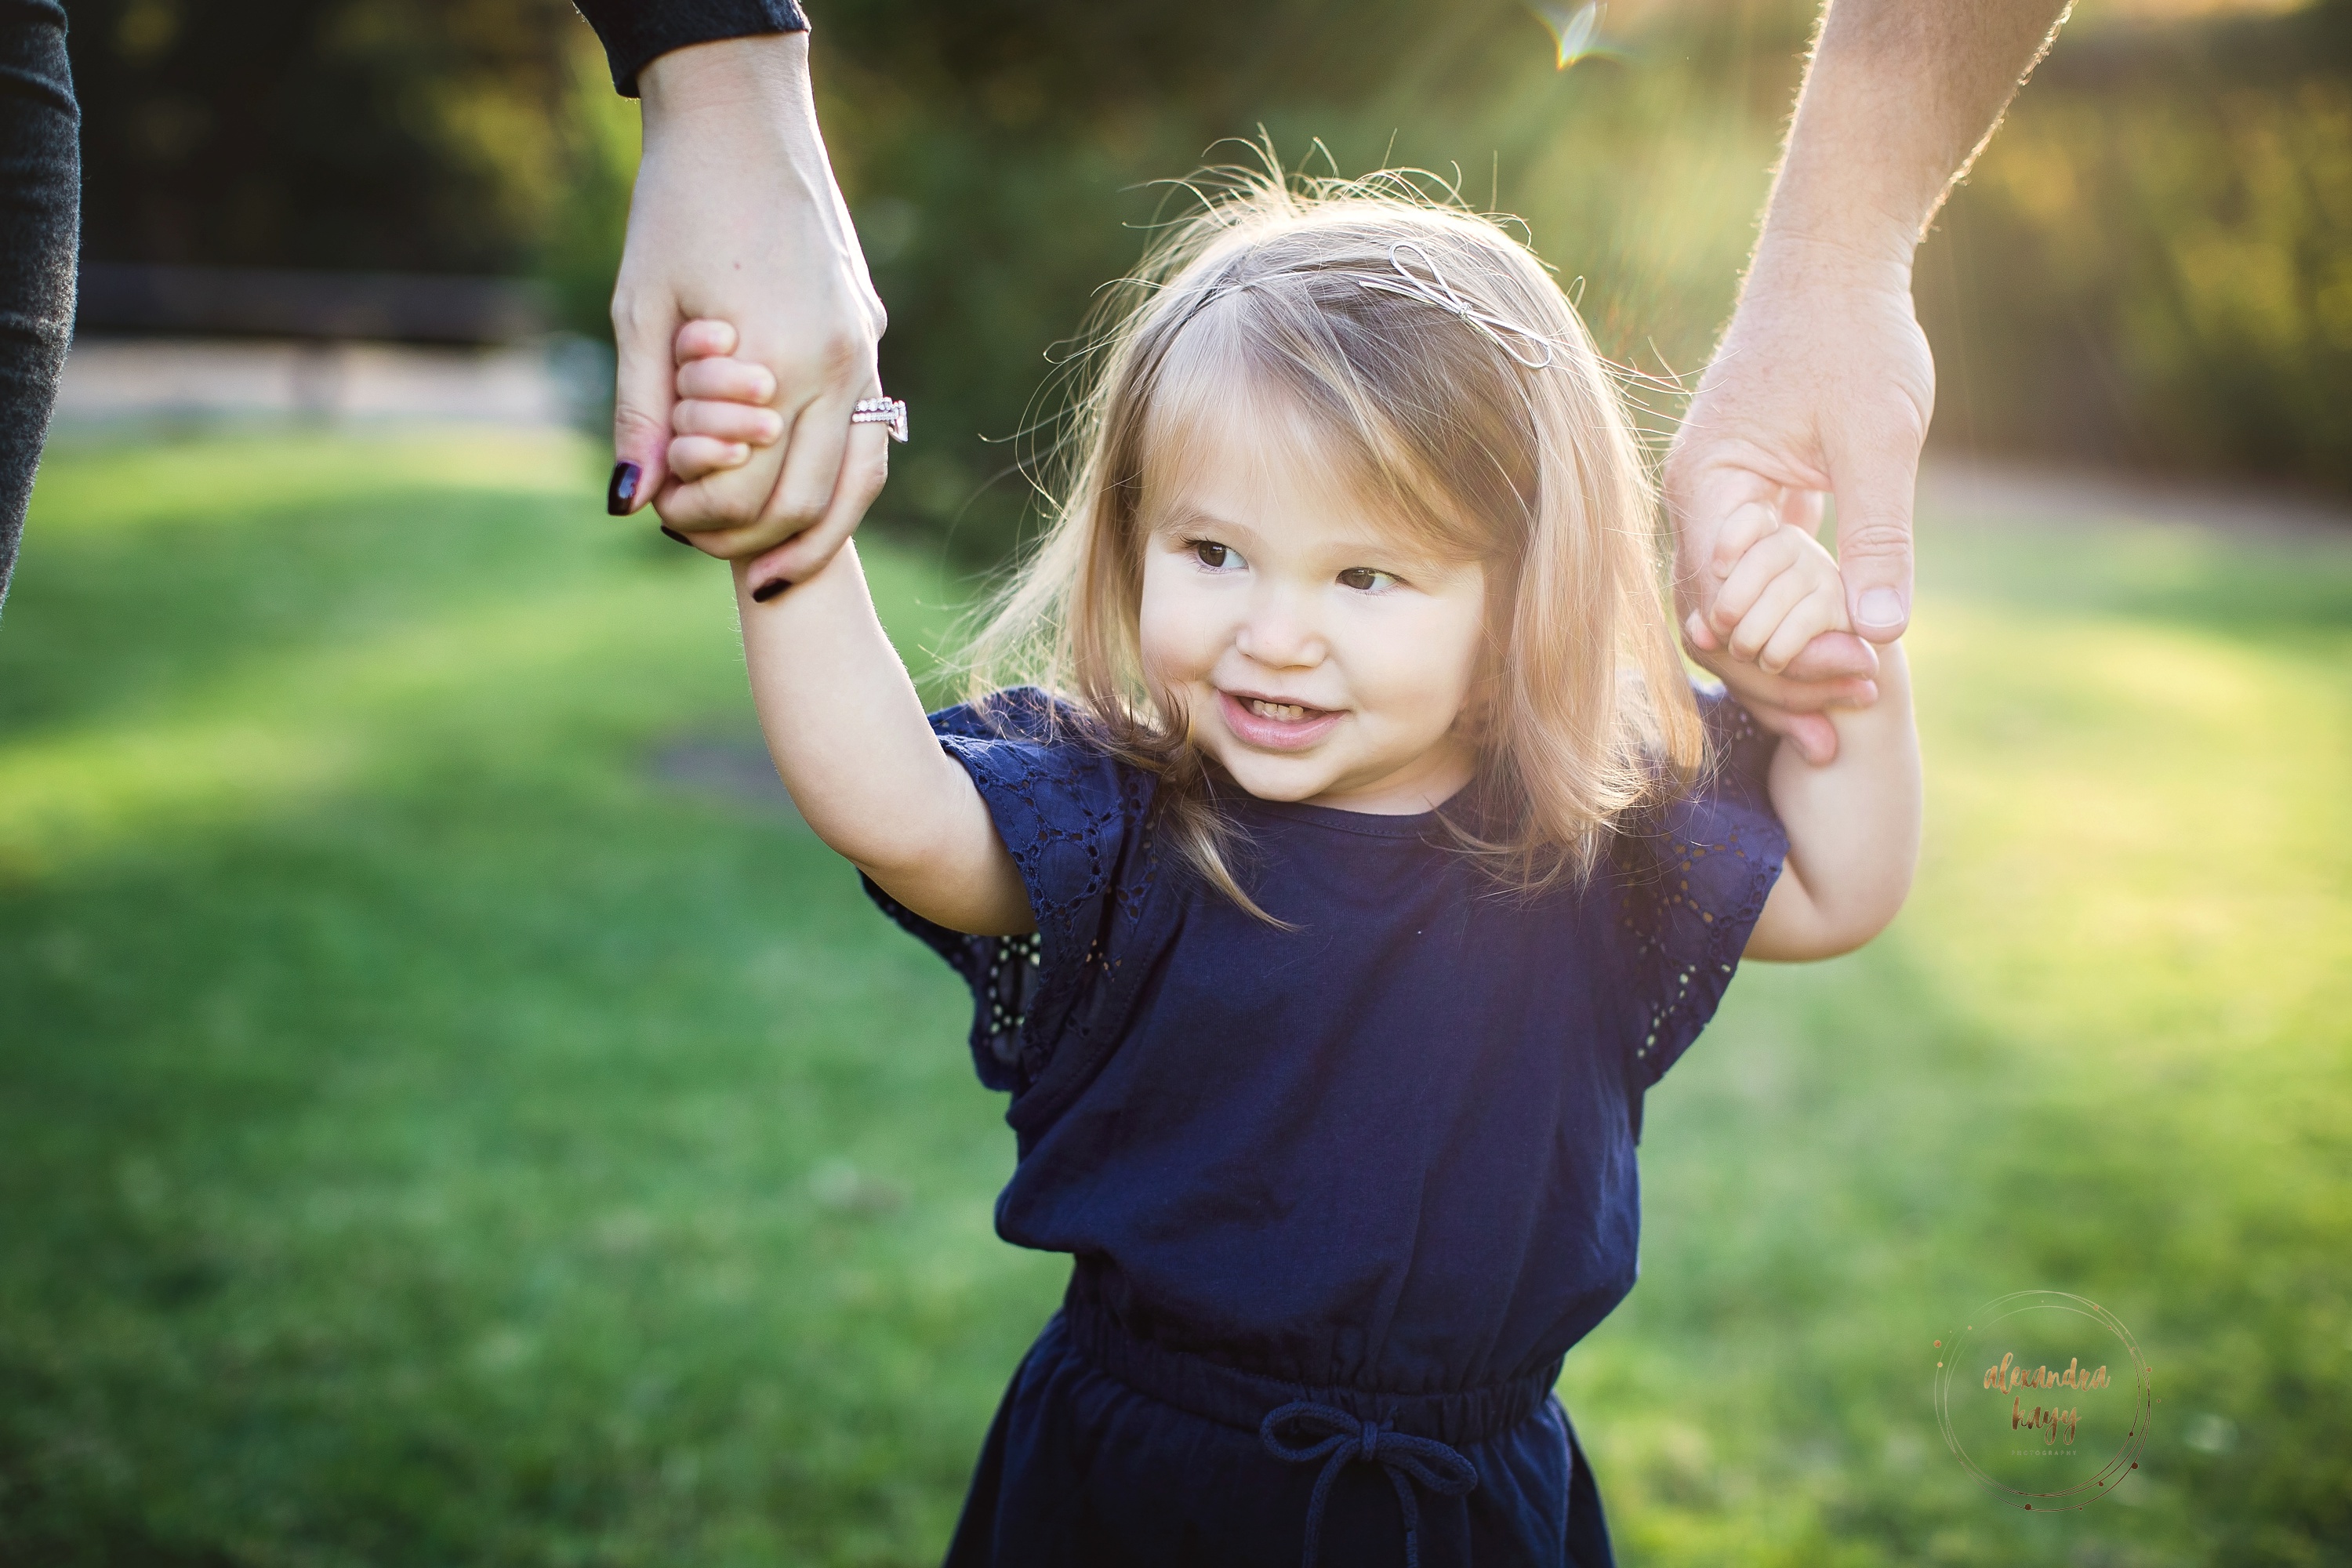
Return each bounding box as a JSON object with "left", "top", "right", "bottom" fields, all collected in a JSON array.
[{"left": 1137, "top": 401, "right": 1489, "bottom": 815}]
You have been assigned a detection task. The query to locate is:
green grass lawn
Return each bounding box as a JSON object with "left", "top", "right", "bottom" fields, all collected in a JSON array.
[{"left": 2, "top": 429, "right": 2346, "bottom": 1566}]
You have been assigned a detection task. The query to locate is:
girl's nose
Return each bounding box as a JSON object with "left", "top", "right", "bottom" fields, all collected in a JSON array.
[{"left": 1233, "top": 590, "right": 1325, "bottom": 669}]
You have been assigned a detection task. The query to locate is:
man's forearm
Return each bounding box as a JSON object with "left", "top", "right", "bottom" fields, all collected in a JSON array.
[{"left": 1766, "top": 0, "right": 2073, "bottom": 267}]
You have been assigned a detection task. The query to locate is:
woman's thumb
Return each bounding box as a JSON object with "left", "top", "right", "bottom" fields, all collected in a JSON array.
[
  {"left": 1830, "top": 439, "right": 1922, "bottom": 643},
  {"left": 608, "top": 294, "right": 679, "bottom": 515}
]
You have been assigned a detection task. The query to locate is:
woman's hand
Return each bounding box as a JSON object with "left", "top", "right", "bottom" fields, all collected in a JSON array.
[
  {"left": 662, "top": 318, "right": 887, "bottom": 597},
  {"left": 608, "top": 31, "right": 885, "bottom": 586}
]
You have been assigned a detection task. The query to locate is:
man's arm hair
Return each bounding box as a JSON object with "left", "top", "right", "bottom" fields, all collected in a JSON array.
[{"left": 1767, "top": 0, "right": 2074, "bottom": 263}]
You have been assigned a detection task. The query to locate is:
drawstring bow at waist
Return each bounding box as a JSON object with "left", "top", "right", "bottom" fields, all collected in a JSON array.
[
  {"left": 1060, "top": 1290, "right": 1567, "bottom": 1567},
  {"left": 1259, "top": 1401, "right": 1479, "bottom": 1568}
]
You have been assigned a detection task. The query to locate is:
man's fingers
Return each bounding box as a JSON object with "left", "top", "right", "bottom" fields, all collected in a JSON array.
[
  {"left": 1827, "top": 432, "right": 1922, "bottom": 642},
  {"left": 1782, "top": 629, "right": 1880, "bottom": 684},
  {"left": 610, "top": 289, "right": 682, "bottom": 514},
  {"left": 1687, "top": 635, "right": 1878, "bottom": 713},
  {"left": 1777, "top": 487, "right": 1827, "bottom": 535}
]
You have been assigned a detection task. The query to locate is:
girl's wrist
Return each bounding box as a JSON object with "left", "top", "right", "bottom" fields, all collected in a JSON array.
[{"left": 1824, "top": 641, "right": 1911, "bottom": 745}]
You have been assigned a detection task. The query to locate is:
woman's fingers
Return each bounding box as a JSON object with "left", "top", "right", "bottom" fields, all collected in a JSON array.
[
  {"left": 608, "top": 292, "right": 683, "bottom": 515},
  {"left": 758, "top": 390, "right": 866, "bottom": 549},
  {"left": 742, "top": 419, "right": 893, "bottom": 599}
]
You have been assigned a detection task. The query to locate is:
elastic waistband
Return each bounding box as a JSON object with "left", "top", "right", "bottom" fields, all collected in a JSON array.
[{"left": 1059, "top": 1294, "right": 1563, "bottom": 1451}]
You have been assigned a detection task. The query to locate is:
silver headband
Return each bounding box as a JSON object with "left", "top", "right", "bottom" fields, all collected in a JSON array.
[{"left": 1354, "top": 241, "right": 1559, "bottom": 371}]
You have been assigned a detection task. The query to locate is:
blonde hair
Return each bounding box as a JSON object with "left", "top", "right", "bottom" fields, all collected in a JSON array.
[{"left": 966, "top": 166, "right": 1704, "bottom": 913}]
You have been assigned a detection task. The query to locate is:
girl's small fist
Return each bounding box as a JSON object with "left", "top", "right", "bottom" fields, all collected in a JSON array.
[
  {"left": 667, "top": 318, "right": 783, "bottom": 482},
  {"left": 1705, "top": 522, "right": 1853, "bottom": 675}
]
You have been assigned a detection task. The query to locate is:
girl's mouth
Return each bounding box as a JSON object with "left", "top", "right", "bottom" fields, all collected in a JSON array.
[{"left": 1220, "top": 690, "right": 1344, "bottom": 751}]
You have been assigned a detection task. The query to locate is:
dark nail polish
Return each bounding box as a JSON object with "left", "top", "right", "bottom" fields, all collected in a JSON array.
[
  {"left": 659, "top": 524, "right": 691, "bottom": 546},
  {"left": 751, "top": 578, "right": 792, "bottom": 604},
  {"left": 606, "top": 462, "right": 641, "bottom": 515}
]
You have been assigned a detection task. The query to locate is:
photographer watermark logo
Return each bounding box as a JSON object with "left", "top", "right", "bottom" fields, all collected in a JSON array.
[{"left": 1933, "top": 1290, "right": 2156, "bottom": 1511}]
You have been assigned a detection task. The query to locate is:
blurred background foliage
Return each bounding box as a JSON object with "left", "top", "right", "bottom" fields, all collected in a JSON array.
[{"left": 70, "top": 0, "right": 2352, "bottom": 552}]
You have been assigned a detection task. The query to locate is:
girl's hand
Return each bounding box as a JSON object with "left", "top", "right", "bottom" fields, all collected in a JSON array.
[
  {"left": 1682, "top": 492, "right": 1853, "bottom": 677},
  {"left": 662, "top": 315, "right": 892, "bottom": 595},
  {"left": 666, "top": 319, "right": 786, "bottom": 484}
]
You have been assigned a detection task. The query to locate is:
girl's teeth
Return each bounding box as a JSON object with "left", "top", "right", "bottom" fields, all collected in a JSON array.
[{"left": 1248, "top": 699, "right": 1308, "bottom": 720}]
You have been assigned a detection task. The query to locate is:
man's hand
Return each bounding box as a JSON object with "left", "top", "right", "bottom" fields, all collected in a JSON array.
[
  {"left": 1667, "top": 0, "right": 2074, "bottom": 764},
  {"left": 1671, "top": 236, "right": 1932, "bottom": 641},
  {"left": 608, "top": 32, "right": 884, "bottom": 577},
  {"left": 1668, "top": 237, "right": 1918, "bottom": 763}
]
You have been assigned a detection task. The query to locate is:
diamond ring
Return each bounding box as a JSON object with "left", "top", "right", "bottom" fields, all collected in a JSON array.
[{"left": 850, "top": 396, "right": 909, "bottom": 443}]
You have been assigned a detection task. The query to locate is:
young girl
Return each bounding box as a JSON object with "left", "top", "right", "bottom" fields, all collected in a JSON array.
[{"left": 659, "top": 177, "right": 1919, "bottom": 1566}]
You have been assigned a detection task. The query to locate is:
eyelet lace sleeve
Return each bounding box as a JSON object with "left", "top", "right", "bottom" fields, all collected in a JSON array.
[
  {"left": 1610, "top": 684, "right": 1789, "bottom": 1135},
  {"left": 862, "top": 688, "right": 1163, "bottom": 1101}
]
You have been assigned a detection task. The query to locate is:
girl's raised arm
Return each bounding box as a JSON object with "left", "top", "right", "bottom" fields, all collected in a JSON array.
[
  {"left": 732, "top": 542, "right": 1036, "bottom": 937},
  {"left": 1743, "top": 640, "right": 1922, "bottom": 960},
  {"left": 1693, "top": 511, "right": 1923, "bottom": 961}
]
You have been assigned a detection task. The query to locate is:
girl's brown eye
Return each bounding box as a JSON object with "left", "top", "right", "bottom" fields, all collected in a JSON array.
[
  {"left": 1338, "top": 567, "right": 1396, "bottom": 592},
  {"left": 1192, "top": 541, "right": 1232, "bottom": 569}
]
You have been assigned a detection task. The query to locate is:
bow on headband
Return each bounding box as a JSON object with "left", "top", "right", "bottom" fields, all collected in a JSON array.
[{"left": 1354, "top": 241, "right": 1560, "bottom": 371}]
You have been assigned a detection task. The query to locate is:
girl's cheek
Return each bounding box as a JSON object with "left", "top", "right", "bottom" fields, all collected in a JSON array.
[
  {"left": 1149, "top": 568, "right": 1240, "bottom": 662},
  {"left": 1136, "top": 577, "right": 1210, "bottom": 682},
  {"left": 1383, "top": 608, "right": 1483, "bottom": 731}
]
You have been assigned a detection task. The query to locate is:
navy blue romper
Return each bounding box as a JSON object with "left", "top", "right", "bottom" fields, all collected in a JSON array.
[{"left": 868, "top": 685, "right": 1786, "bottom": 1568}]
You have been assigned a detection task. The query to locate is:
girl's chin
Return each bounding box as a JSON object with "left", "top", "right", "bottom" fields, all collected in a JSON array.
[{"left": 1210, "top": 746, "right": 1338, "bottom": 801}]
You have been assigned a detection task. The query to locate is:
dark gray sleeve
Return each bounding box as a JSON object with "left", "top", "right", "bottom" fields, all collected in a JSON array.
[
  {"left": 571, "top": 0, "right": 811, "bottom": 97},
  {"left": 0, "top": 0, "right": 79, "bottom": 621}
]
